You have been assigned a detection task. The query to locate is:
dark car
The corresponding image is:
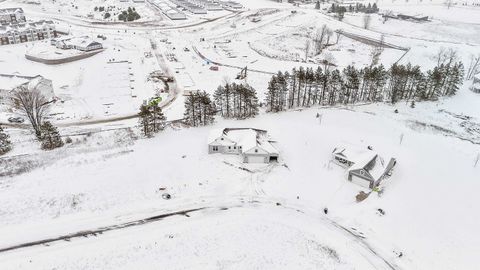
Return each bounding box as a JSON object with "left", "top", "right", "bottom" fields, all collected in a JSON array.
[{"left": 8, "top": 117, "right": 24, "bottom": 123}]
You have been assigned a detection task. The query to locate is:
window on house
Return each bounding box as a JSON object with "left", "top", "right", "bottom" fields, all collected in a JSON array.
[
  {"left": 228, "top": 146, "right": 231, "bottom": 149},
  {"left": 234, "top": 146, "right": 236, "bottom": 149},
  {"left": 255, "top": 149, "right": 258, "bottom": 153},
  {"left": 212, "top": 146, "right": 218, "bottom": 151}
]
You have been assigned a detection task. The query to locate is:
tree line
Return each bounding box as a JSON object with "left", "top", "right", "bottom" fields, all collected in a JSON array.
[
  {"left": 214, "top": 82, "right": 259, "bottom": 119},
  {"left": 264, "top": 62, "right": 464, "bottom": 112}
]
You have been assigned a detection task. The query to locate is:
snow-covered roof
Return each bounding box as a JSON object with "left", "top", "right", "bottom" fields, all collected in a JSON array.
[
  {"left": 0, "top": 74, "right": 43, "bottom": 91},
  {"left": 0, "top": 8, "right": 24, "bottom": 15},
  {"left": 332, "top": 145, "right": 374, "bottom": 163},
  {"left": 208, "top": 128, "right": 278, "bottom": 154},
  {"left": 337, "top": 145, "right": 394, "bottom": 181},
  {"left": 67, "top": 37, "right": 101, "bottom": 48},
  {"left": 259, "top": 140, "right": 279, "bottom": 155},
  {"left": 226, "top": 129, "right": 258, "bottom": 151},
  {"left": 208, "top": 128, "right": 225, "bottom": 144},
  {"left": 0, "top": 20, "right": 54, "bottom": 34}
]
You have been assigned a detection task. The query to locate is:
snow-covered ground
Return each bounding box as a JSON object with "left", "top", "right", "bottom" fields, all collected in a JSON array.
[{"left": 1, "top": 0, "right": 480, "bottom": 269}]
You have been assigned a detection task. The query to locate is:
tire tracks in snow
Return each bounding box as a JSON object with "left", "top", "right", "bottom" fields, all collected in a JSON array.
[
  {"left": 0, "top": 199, "right": 399, "bottom": 270},
  {"left": 0, "top": 207, "right": 206, "bottom": 253}
]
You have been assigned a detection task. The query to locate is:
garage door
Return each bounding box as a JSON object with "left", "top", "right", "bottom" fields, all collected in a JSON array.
[
  {"left": 246, "top": 155, "right": 265, "bottom": 163},
  {"left": 350, "top": 175, "right": 371, "bottom": 189}
]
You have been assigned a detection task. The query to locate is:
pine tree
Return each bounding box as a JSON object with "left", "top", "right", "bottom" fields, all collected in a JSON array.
[
  {"left": 0, "top": 125, "right": 12, "bottom": 155},
  {"left": 315, "top": 0, "right": 320, "bottom": 10},
  {"left": 138, "top": 98, "right": 167, "bottom": 137},
  {"left": 40, "top": 121, "right": 64, "bottom": 150},
  {"left": 139, "top": 103, "right": 153, "bottom": 137},
  {"left": 184, "top": 91, "right": 216, "bottom": 127},
  {"left": 150, "top": 103, "right": 167, "bottom": 133},
  {"left": 343, "top": 65, "right": 361, "bottom": 104}
]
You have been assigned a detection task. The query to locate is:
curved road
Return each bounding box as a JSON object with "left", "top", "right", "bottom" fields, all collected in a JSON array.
[{"left": 0, "top": 197, "right": 400, "bottom": 270}]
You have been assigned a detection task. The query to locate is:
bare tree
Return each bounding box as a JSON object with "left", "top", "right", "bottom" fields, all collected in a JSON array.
[
  {"left": 335, "top": 31, "right": 342, "bottom": 44},
  {"left": 363, "top": 14, "right": 372, "bottom": 29},
  {"left": 466, "top": 54, "right": 480, "bottom": 80},
  {"left": 383, "top": 10, "right": 394, "bottom": 23},
  {"left": 304, "top": 39, "right": 311, "bottom": 62},
  {"left": 370, "top": 34, "right": 385, "bottom": 66},
  {"left": 433, "top": 47, "right": 458, "bottom": 68},
  {"left": 322, "top": 52, "right": 336, "bottom": 71},
  {"left": 11, "top": 86, "right": 51, "bottom": 138},
  {"left": 313, "top": 25, "right": 328, "bottom": 55},
  {"left": 444, "top": 0, "right": 453, "bottom": 9},
  {"left": 325, "top": 29, "right": 333, "bottom": 47}
]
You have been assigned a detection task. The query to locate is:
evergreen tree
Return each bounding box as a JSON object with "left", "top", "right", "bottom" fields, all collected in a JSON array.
[
  {"left": 0, "top": 125, "right": 12, "bottom": 155},
  {"left": 40, "top": 121, "right": 64, "bottom": 150},
  {"left": 184, "top": 91, "right": 216, "bottom": 127},
  {"left": 315, "top": 0, "right": 320, "bottom": 9},
  {"left": 139, "top": 103, "right": 153, "bottom": 137},
  {"left": 343, "top": 65, "right": 361, "bottom": 104},
  {"left": 138, "top": 98, "right": 167, "bottom": 137}
]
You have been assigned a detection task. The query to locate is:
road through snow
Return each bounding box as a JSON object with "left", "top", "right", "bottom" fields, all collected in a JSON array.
[{"left": 0, "top": 197, "right": 399, "bottom": 270}]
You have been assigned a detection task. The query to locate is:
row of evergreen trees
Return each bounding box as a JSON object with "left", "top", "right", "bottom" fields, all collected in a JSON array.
[
  {"left": 214, "top": 82, "right": 259, "bottom": 119},
  {"left": 182, "top": 82, "right": 261, "bottom": 127},
  {"left": 183, "top": 91, "right": 217, "bottom": 127},
  {"left": 264, "top": 62, "right": 464, "bottom": 112},
  {"left": 329, "top": 3, "right": 379, "bottom": 14}
]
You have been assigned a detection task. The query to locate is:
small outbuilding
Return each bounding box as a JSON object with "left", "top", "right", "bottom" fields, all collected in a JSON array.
[
  {"left": 208, "top": 128, "right": 279, "bottom": 163},
  {"left": 332, "top": 146, "right": 396, "bottom": 189}
]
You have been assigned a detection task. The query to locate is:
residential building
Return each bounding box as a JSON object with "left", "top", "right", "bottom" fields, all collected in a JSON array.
[
  {"left": 0, "top": 20, "right": 56, "bottom": 45},
  {"left": 332, "top": 146, "right": 396, "bottom": 189},
  {"left": 0, "top": 8, "right": 26, "bottom": 25},
  {"left": 208, "top": 128, "right": 279, "bottom": 163}
]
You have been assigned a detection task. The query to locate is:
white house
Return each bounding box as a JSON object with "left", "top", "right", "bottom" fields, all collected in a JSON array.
[
  {"left": 332, "top": 146, "right": 396, "bottom": 189},
  {"left": 0, "top": 74, "right": 55, "bottom": 104},
  {"left": 472, "top": 74, "right": 480, "bottom": 93},
  {"left": 208, "top": 128, "right": 279, "bottom": 163}
]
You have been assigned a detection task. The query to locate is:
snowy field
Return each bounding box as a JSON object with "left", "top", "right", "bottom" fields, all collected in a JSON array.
[
  {"left": 1, "top": 90, "right": 480, "bottom": 269},
  {"left": 1, "top": 0, "right": 480, "bottom": 269}
]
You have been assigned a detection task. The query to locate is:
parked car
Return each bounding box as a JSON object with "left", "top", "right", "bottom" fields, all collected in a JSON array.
[
  {"left": 8, "top": 117, "right": 24, "bottom": 123},
  {"left": 210, "top": 66, "right": 219, "bottom": 71}
]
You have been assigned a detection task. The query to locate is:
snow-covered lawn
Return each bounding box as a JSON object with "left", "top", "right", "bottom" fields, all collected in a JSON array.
[
  {"left": 0, "top": 0, "right": 480, "bottom": 268},
  {"left": 1, "top": 87, "right": 479, "bottom": 269}
]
